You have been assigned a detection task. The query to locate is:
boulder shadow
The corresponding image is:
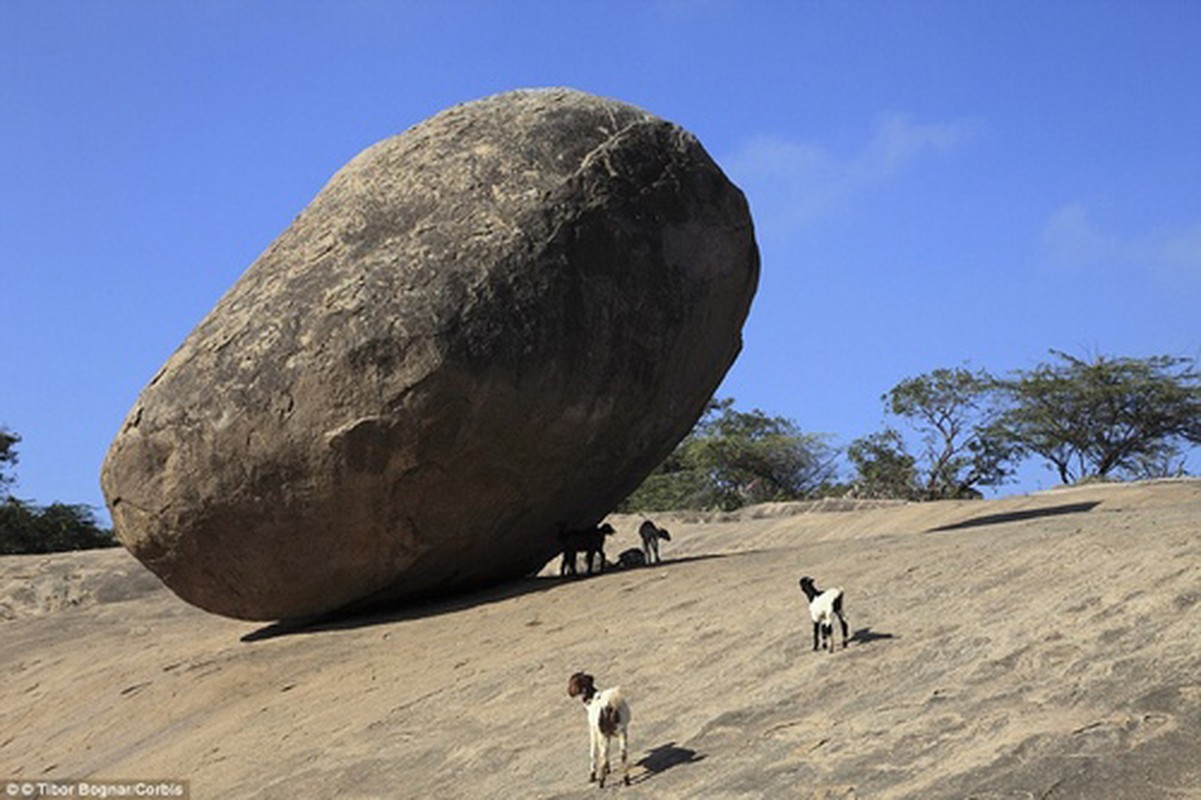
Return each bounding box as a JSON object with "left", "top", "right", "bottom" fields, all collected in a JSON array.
[
  {"left": 635, "top": 551, "right": 742, "bottom": 569},
  {"left": 631, "top": 741, "right": 706, "bottom": 784},
  {"left": 240, "top": 574, "right": 562, "bottom": 642},
  {"left": 241, "top": 551, "right": 744, "bottom": 642}
]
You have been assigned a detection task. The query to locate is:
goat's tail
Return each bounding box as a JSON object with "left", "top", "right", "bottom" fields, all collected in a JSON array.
[
  {"left": 603, "top": 686, "right": 625, "bottom": 707},
  {"left": 596, "top": 686, "right": 629, "bottom": 734}
]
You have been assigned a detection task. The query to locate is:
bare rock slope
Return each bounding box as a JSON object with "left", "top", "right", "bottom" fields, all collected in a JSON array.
[{"left": 3, "top": 480, "right": 1200, "bottom": 798}]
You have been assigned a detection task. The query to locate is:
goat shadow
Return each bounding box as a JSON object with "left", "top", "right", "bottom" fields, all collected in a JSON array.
[
  {"left": 849, "top": 626, "right": 896, "bottom": 645},
  {"left": 631, "top": 741, "right": 706, "bottom": 784}
]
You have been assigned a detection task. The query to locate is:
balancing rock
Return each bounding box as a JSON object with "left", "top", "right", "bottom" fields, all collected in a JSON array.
[{"left": 100, "top": 88, "right": 759, "bottom": 620}]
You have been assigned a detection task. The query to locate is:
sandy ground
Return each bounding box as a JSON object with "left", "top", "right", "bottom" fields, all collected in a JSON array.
[{"left": 2, "top": 479, "right": 1200, "bottom": 798}]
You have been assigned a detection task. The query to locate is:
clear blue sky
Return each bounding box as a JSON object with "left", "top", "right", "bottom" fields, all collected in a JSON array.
[{"left": 3, "top": 1, "right": 1199, "bottom": 521}]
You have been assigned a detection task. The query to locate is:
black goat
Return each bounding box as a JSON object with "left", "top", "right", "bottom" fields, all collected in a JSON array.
[{"left": 558, "top": 523, "right": 616, "bottom": 576}]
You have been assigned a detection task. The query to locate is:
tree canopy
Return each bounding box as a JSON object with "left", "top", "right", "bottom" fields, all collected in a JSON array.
[
  {"left": 996, "top": 351, "right": 1201, "bottom": 483},
  {"left": 0, "top": 426, "right": 116, "bottom": 554},
  {"left": 0, "top": 499, "right": 116, "bottom": 555},
  {"left": 884, "top": 366, "right": 1019, "bottom": 499},
  {"left": 633, "top": 352, "right": 1201, "bottom": 511},
  {"left": 621, "top": 398, "right": 839, "bottom": 512},
  {"left": 847, "top": 367, "right": 1019, "bottom": 500},
  {"left": 845, "top": 428, "right": 919, "bottom": 500},
  {"left": 847, "top": 353, "right": 1201, "bottom": 497},
  {"left": 1, "top": 427, "right": 18, "bottom": 497}
]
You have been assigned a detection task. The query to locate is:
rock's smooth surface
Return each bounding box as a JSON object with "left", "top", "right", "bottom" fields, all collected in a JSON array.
[{"left": 100, "top": 88, "right": 758, "bottom": 620}]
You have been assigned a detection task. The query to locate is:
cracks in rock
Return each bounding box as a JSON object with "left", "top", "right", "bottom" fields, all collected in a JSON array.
[{"left": 573, "top": 120, "right": 649, "bottom": 181}]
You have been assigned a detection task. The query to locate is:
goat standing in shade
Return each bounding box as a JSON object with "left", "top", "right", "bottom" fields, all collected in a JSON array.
[
  {"left": 638, "top": 519, "right": 671, "bottom": 564},
  {"left": 558, "top": 523, "right": 616, "bottom": 576},
  {"left": 567, "top": 671, "right": 631, "bottom": 787},
  {"left": 798, "top": 576, "right": 850, "bottom": 652}
]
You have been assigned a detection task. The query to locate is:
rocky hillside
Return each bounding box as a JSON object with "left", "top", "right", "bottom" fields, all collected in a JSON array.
[{"left": 3, "top": 480, "right": 1199, "bottom": 798}]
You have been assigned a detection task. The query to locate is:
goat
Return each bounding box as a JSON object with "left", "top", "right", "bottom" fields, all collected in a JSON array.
[
  {"left": 567, "top": 671, "right": 631, "bottom": 787},
  {"left": 616, "top": 548, "right": 646, "bottom": 570},
  {"left": 798, "top": 576, "right": 850, "bottom": 652},
  {"left": 638, "top": 519, "right": 671, "bottom": 564},
  {"left": 558, "top": 523, "right": 616, "bottom": 576}
]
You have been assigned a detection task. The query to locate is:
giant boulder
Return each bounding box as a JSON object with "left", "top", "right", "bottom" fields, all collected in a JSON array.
[{"left": 100, "top": 88, "right": 759, "bottom": 620}]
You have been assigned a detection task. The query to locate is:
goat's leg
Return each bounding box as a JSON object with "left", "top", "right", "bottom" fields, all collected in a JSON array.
[
  {"left": 588, "top": 728, "right": 599, "bottom": 783},
  {"left": 619, "top": 728, "right": 630, "bottom": 786},
  {"left": 837, "top": 611, "right": 850, "bottom": 648},
  {"left": 812, "top": 621, "right": 821, "bottom": 651},
  {"left": 598, "top": 734, "right": 610, "bottom": 788}
]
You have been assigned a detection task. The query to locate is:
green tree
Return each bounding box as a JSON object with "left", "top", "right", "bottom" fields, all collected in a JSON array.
[
  {"left": 846, "top": 428, "right": 920, "bottom": 500},
  {"left": 622, "top": 398, "right": 839, "bottom": 512},
  {"left": 882, "top": 367, "right": 1018, "bottom": 499},
  {"left": 1, "top": 427, "right": 18, "bottom": 498},
  {"left": 618, "top": 441, "right": 711, "bottom": 512},
  {"left": 0, "top": 427, "right": 116, "bottom": 553},
  {"left": 998, "top": 351, "right": 1201, "bottom": 484},
  {"left": 0, "top": 499, "right": 116, "bottom": 554}
]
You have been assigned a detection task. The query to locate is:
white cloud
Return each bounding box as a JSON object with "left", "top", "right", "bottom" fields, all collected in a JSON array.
[
  {"left": 856, "top": 115, "right": 973, "bottom": 181},
  {"left": 1042, "top": 203, "right": 1123, "bottom": 268},
  {"left": 1152, "top": 222, "right": 1201, "bottom": 272},
  {"left": 1043, "top": 203, "right": 1201, "bottom": 279},
  {"left": 724, "top": 115, "right": 978, "bottom": 237}
]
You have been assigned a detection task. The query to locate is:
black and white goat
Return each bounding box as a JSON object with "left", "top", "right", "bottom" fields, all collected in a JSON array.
[
  {"left": 798, "top": 576, "right": 850, "bottom": 652},
  {"left": 638, "top": 519, "right": 671, "bottom": 564},
  {"left": 567, "top": 672, "right": 631, "bottom": 787},
  {"left": 559, "top": 523, "right": 616, "bottom": 576}
]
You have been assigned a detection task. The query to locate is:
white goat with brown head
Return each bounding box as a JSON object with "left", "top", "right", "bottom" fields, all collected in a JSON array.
[{"left": 567, "top": 671, "right": 631, "bottom": 787}]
